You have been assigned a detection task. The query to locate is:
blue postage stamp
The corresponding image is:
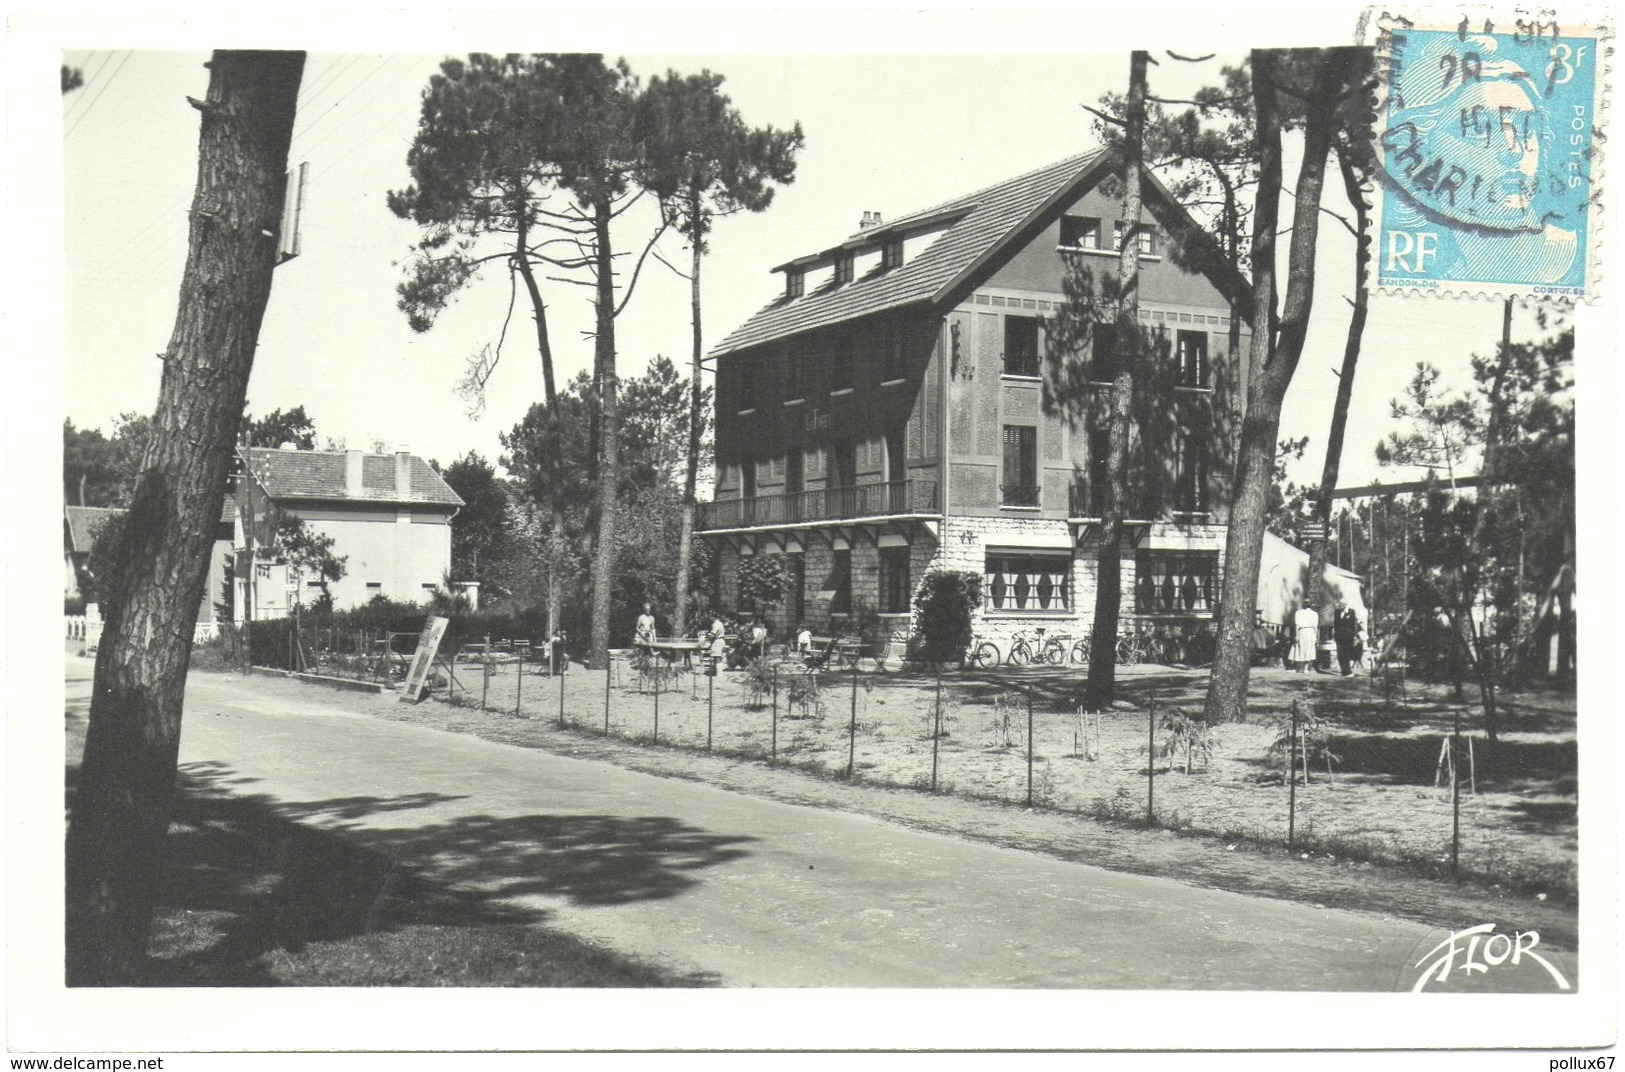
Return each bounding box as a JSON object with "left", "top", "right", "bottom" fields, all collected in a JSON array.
[{"left": 1368, "top": 13, "right": 1606, "bottom": 300}]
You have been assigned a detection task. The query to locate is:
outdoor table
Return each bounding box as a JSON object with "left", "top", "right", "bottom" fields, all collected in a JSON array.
[
  {"left": 834, "top": 639, "right": 864, "bottom": 670},
  {"left": 646, "top": 638, "right": 702, "bottom": 671}
]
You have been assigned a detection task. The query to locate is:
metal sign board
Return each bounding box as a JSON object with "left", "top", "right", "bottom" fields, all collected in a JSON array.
[
  {"left": 399, "top": 616, "right": 449, "bottom": 703},
  {"left": 1300, "top": 523, "right": 1328, "bottom": 541},
  {"left": 276, "top": 161, "right": 307, "bottom": 265}
]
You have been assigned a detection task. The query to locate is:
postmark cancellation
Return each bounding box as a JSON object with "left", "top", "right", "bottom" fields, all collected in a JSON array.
[{"left": 1366, "top": 10, "right": 1609, "bottom": 300}]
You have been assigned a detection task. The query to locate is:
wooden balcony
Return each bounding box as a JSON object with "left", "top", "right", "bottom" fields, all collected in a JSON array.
[{"left": 697, "top": 479, "right": 938, "bottom": 531}]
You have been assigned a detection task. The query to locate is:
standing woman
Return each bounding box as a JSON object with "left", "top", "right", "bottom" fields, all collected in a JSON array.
[{"left": 1291, "top": 602, "right": 1320, "bottom": 673}]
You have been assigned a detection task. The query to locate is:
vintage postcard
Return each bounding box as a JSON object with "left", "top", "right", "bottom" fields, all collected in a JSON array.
[{"left": 8, "top": 2, "right": 1618, "bottom": 1067}]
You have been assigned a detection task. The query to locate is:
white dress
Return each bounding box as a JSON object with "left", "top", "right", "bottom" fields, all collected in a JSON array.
[{"left": 1291, "top": 607, "right": 1320, "bottom": 664}]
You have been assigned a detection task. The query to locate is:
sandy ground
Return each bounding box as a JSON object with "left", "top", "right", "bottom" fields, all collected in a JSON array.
[{"left": 409, "top": 655, "right": 1578, "bottom": 900}]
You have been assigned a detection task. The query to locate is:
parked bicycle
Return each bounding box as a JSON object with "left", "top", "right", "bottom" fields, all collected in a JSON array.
[
  {"left": 1115, "top": 624, "right": 1168, "bottom": 665},
  {"left": 1005, "top": 627, "right": 1042, "bottom": 666},
  {"left": 965, "top": 632, "right": 1001, "bottom": 670},
  {"left": 1039, "top": 629, "right": 1078, "bottom": 665}
]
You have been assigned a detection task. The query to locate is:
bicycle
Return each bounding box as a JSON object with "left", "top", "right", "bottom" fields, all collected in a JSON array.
[
  {"left": 1069, "top": 633, "right": 1093, "bottom": 665},
  {"left": 1115, "top": 627, "right": 1149, "bottom": 665},
  {"left": 1039, "top": 629, "right": 1076, "bottom": 665},
  {"left": 965, "top": 633, "right": 1001, "bottom": 669},
  {"left": 1005, "top": 628, "right": 1041, "bottom": 666}
]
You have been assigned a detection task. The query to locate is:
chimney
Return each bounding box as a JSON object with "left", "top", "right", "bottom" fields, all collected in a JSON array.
[
  {"left": 859, "top": 210, "right": 883, "bottom": 231},
  {"left": 394, "top": 445, "right": 412, "bottom": 499},
  {"left": 345, "top": 450, "right": 364, "bottom": 498}
]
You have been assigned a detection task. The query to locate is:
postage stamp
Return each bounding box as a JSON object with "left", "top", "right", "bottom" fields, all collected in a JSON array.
[{"left": 1367, "top": 12, "right": 1607, "bottom": 300}]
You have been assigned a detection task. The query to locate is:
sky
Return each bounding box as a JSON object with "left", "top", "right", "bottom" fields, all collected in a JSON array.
[{"left": 53, "top": 19, "right": 1563, "bottom": 494}]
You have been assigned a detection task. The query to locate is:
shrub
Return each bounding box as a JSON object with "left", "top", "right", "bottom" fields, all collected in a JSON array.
[
  {"left": 912, "top": 570, "right": 982, "bottom": 664},
  {"left": 736, "top": 555, "right": 790, "bottom": 617},
  {"left": 1157, "top": 708, "right": 1215, "bottom": 773}
]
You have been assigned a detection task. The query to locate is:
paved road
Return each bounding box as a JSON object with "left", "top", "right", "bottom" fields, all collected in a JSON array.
[{"left": 75, "top": 661, "right": 1577, "bottom": 990}]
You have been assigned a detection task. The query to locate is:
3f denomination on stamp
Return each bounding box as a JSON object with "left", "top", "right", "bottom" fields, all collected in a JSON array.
[{"left": 1367, "top": 10, "right": 1608, "bottom": 300}]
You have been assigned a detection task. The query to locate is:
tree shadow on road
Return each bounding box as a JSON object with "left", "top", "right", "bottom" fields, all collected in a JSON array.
[{"left": 178, "top": 760, "right": 760, "bottom": 909}]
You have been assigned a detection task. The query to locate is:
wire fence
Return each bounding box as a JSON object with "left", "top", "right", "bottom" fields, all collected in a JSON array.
[{"left": 237, "top": 620, "right": 1575, "bottom": 897}]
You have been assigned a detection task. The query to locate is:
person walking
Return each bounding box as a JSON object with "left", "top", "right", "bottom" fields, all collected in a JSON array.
[{"left": 1291, "top": 602, "right": 1320, "bottom": 673}]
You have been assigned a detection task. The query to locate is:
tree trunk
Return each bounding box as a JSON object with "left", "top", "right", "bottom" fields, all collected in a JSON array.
[
  {"left": 674, "top": 188, "right": 705, "bottom": 638},
  {"left": 1462, "top": 298, "right": 1515, "bottom": 743},
  {"left": 1085, "top": 50, "right": 1147, "bottom": 709},
  {"left": 589, "top": 194, "right": 619, "bottom": 668},
  {"left": 65, "top": 50, "right": 304, "bottom": 985},
  {"left": 1205, "top": 49, "right": 1343, "bottom": 723},
  {"left": 1306, "top": 141, "right": 1370, "bottom": 611},
  {"left": 512, "top": 231, "right": 564, "bottom": 650}
]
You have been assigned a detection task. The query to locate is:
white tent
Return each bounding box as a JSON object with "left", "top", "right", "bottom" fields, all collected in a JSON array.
[{"left": 1256, "top": 530, "right": 1366, "bottom": 634}]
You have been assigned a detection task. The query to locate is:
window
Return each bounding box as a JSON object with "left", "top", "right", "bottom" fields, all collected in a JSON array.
[
  {"left": 1060, "top": 215, "right": 1102, "bottom": 249},
  {"left": 1001, "top": 425, "right": 1038, "bottom": 507},
  {"left": 834, "top": 253, "right": 854, "bottom": 286},
  {"left": 882, "top": 322, "right": 909, "bottom": 382},
  {"left": 785, "top": 553, "right": 805, "bottom": 624},
  {"left": 742, "top": 457, "right": 757, "bottom": 500},
  {"left": 1003, "top": 315, "right": 1040, "bottom": 377},
  {"left": 831, "top": 336, "right": 854, "bottom": 391},
  {"left": 738, "top": 359, "right": 760, "bottom": 411},
  {"left": 881, "top": 237, "right": 903, "bottom": 271},
  {"left": 1111, "top": 221, "right": 1158, "bottom": 254},
  {"left": 1090, "top": 322, "right": 1122, "bottom": 382},
  {"left": 786, "top": 269, "right": 804, "bottom": 299},
  {"left": 880, "top": 546, "right": 911, "bottom": 614},
  {"left": 827, "top": 549, "right": 852, "bottom": 614},
  {"left": 985, "top": 553, "right": 1073, "bottom": 612},
  {"left": 1086, "top": 426, "right": 1111, "bottom": 515},
  {"left": 785, "top": 346, "right": 807, "bottom": 401},
  {"left": 1175, "top": 431, "right": 1209, "bottom": 515},
  {"left": 1136, "top": 551, "right": 1218, "bottom": 614},
  {"left": 1176, "top": 330, "right": 1210, "bottom": 389}
]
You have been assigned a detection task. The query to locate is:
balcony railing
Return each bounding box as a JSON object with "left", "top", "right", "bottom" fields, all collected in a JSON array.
[
  {"left": 1000, "top": 484, "right": 1041, "bottom": 508},
  {"left": 697, "top": 479, "right": 938, "bottom": 530}
]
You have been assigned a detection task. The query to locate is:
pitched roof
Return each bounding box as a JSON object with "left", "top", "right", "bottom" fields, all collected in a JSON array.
[
  {"left": 711, "top": 150, "right": 1114, "bottom": 357},
  {"left": 64, "top": 506, "right": 123, "bottom": 553},
  {"left": 242, "top": 448, "right": 464, "bottom": 508}
]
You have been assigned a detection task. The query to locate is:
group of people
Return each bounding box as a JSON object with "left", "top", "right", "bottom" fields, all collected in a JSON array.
[
  {"left": 633, "top": 603, "right": 772, "bottom": 672},
  {"left": 1288, "top": 600, "right": 1364, "bottom": 676}
]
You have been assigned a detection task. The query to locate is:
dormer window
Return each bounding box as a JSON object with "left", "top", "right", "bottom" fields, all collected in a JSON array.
[
  {"left": 834, "top": 253, "right": 854, "bottom": 286},
  {"left": 881, "top": 236, "right": 903, "bottom": 271},
  {"left": 1060, "top": 215, "right": 1102, "bottom": 250},
  {"left": 1113, "top": 221, "right": 1159, "bottom": 255},
  {"left": 786, "top": 269, "right": 804, "bottom": 299}
]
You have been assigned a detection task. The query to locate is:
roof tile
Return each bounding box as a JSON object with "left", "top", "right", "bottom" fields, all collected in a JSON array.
[
  {"left": 243, "top": 448, "right": 464, "bottom": 508},
  {"left": 711, "top": 150, "right": 1108, "bottom": 356}
]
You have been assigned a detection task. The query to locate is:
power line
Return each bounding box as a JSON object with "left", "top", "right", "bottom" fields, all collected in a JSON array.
[
  {"left": 61, "top": 51, "right": 110, "bottom": 124},
  {"left": 65, "top": 50, "right": 132, "bottom": 139}
]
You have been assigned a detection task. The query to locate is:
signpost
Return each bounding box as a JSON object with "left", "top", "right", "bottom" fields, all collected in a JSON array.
[{"left": 398, "top": 616, "right": 449, "bottom": 703}]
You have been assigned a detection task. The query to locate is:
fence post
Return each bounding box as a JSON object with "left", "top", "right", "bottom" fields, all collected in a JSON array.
[
  {"left": 516, "top": 642, "right": 524, "bottom": 715},
  {"left": 604, "top": 653, "right": 611, "bottom": 735},
  {"left": 481, "top": 634, "right": 491, "bottom": 711},
  {"left": 706, "top": 667, "right": 715, "bottom": 752},
  {"left": 847, "top": 657, "right": 858, "bottom": 780},
  {"left": 1288, "top": 701, "right": 1299, "bottom": 850},
  {"left": 932, "top": 663, "right": 942, "bottom": 792},
  {"left": 770, "top": 663, "right": 778, "bottom": 765},
  {"left": 557, "top": 655, "right": 566, "bottom": 729},
  {"left": 1451, "top": 705, "right": 1461, "bottom": 880},
  {"left": 1147, "top": 697, "right": 1156, "bottom": 825},
  {"left": 1026, "top": 687, "right": 1035, "bottom": 808},
  {"left": 653, "top": 668, "right": 660, "bottom": 746}
]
